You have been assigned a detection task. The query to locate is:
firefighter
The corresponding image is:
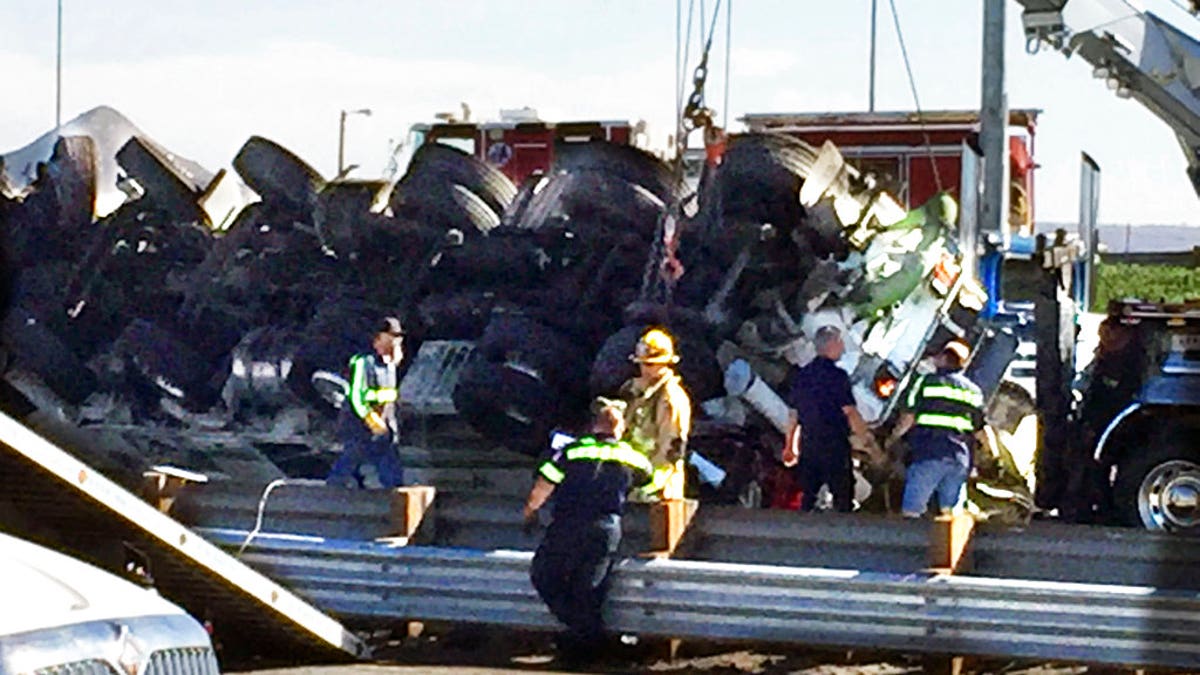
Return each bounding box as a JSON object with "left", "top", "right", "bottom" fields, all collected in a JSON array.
[
  {"left": 888, "top": 340, "right": 987, "bottom": 517},
  {"left": 326, "top": 317, "right": 405, "bottom": 488},
  {"left": 524, "top": 397, "right": 653, "bottom": 659},
  {"left": 619, "top": 328, "right": 692, "bottom": 500}
]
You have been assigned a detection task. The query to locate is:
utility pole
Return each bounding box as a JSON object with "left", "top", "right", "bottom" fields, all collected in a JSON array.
[
  {"left": 980, "top": 0, "right": 1009, "bottom": 246},
  {"left": 56, "top": 0, "right": 63, "bottom": 129},
  {"left": 869, "top": 0, "right": 878, "bottom": 112}
]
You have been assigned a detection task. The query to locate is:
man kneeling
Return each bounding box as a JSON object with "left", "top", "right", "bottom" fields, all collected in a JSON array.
[{"left": 523, "top": 397, "right": 653, "bottom": 660}]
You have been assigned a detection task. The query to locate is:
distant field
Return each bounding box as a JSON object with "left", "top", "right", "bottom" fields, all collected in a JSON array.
[{"left": 1093, "top": 262, "right": 1200, "bottom": 310}]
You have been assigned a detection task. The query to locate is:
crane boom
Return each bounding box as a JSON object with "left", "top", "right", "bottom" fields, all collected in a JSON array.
[{"left": 1017, "top": 0, "right": 1200, "bottom": 195}]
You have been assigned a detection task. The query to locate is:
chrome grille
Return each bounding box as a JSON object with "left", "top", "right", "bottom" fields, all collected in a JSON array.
[
  {"left": 145, "top": 647, "right": 220, "bottom": 675},
  {"left": 34, "top": 661, "right": 119, "bottom": 675}
]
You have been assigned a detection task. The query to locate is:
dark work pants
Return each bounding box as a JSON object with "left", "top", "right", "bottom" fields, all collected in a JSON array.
[
  {"left": 797, "top": 454, "right": 853, "bottom": 512},
  {"left": 530, "top": 514, "right": 621, "bottom": 647},
  {"left": 326, "top": 411, "right": 403, "bottom": 488}
]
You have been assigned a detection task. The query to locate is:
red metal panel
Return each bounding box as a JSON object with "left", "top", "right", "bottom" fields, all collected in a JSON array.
[
  {"left": 608, "top": 126, "right": 631, "bottom": 145},
  {"left": 908, "top": 154, "right": 961, "bottom": 208},
  {"left": 499, "top": 128, "right": 554, "bottom": 183}
]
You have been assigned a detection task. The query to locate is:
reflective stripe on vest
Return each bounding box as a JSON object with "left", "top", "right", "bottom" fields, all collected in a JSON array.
[
  {"left": 915, "top": 412, "right": 975, "bottom": 433},
  {"left": 920, "top": 385, "right": 983, "bottom": 407},
  {"left": 538, "top": 461, "right": 566, "bottom": 484},
  {"left": 365, "top": 388, "right": 398, "bottom": 404},
  {"left": 907, "top": 375, "right": 927, "bottom": 408},
  {"left": 565, "top": 440, "right": 654, "bottom": 475}
]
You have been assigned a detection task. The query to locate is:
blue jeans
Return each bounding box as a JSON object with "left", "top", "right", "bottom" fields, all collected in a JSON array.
[
  {"left": 902, "top": 456, "right": 968, "bottom": 516},
  {"left": 327, "top": 428, "right": 404, "bottom": 488}
]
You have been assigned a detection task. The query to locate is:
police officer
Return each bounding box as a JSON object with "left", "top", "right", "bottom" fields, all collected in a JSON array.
[
  {"left": 888, "top": 340, "right": 986, "bottom": 517},
  {"left": 524, "top": 397, "right": 653, "bottom": 659},
  {"left": 326, "top": 317, "right": 405, "bottom": 488}
]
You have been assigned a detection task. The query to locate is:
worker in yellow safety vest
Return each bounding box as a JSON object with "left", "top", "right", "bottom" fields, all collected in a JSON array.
[
  {"left": 326, "top": 317, "right": 405, "bottom": 488},
  {"left": 618, "top": 328, "right": 692, "bottom": 500},
  {"left": 888, "top": 340, "right": 987, "bottom": 517}
]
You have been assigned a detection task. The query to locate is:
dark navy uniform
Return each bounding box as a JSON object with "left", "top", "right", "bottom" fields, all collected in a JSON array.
[
  {"left": 530, "top": 435, "right": 653, "bottom": 647},
  {"left": 786, "top": 356, "right": 856, "bottom": 512},
  {"left": 900, "top": 369, "right": 985, "bottom": 515}
]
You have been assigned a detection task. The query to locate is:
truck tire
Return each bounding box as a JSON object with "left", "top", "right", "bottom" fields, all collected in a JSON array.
[
  {"left": 116, "top": 319, "right": 218, "bottom": 410},
  {"left": 1, "top": 308, "right": 97, "bottom": 405},
  {"left": 477, "top": 314, "right": 590, "bottom": 397},
  {"left": 392, "top": 181, "right": 501, "bottom": 235},
  {"left": 1112, "top": 430, "right": 1200, "bottom": 531},
  {"left": 453, "top": 357, "right": 566, "bottom": 456},
  {"left": 553, "top": 141, "right": 681, "bottom": 204},
  {"left": 714, "top": 133, "right": 815, "bottom": 231},
  {"left": 400, "top": 143, "right": 517, "bottom": 215},
  {"left": 233, "top": 136, "right": 325, "bottom": 215}
]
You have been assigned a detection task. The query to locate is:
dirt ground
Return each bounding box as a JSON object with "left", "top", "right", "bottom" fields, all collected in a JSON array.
[{"left": 229, "top": 626, "right": 1100, "bottom": 675}]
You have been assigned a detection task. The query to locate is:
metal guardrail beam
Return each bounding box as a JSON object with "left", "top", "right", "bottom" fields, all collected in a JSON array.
[{"left": 201, "top": 529, "right": 1200, "bottom": 669}]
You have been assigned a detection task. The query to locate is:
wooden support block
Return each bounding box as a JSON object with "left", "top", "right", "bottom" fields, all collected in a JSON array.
[
  {"left": 142, "top": 465, "right": 209, "bottom": 514},
  {"left": 388, "top": 486, "right": 436, "bottom": 540},
  {"left": 921, "top": 654, "right": 964, "bottom": 675},
  {"left": 646, "top": 499, "right": 698, "bottom": 558},
  {"left": 928, "top": 512, "right": 975, "bottom": 574}
]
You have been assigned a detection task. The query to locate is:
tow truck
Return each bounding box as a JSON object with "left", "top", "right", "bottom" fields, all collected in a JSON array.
[{"left": 1012, "top": 0, "right": 1200, "bottom": 531}]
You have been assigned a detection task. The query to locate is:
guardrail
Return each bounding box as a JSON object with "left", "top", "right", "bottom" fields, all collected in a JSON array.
[
  {"left": 199, "top": 528, "right": 1200, "bottom": 669},
  {"left": 174, "top": 482, "right": 1200, "bottom": 590}
]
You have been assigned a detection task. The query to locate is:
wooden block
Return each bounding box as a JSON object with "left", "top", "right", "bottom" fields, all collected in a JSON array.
[
  {"left": 389, "top": 486, "right": 436, "bottom": 539},
  {"left": 921, "top": 654, "right": 964, "bottom": 675},
  {"left": 646, "top": 499, "right": 698, "bottom": 558},
  {"left": 928, "top": 513, "right": 975, "bottom": 574}
]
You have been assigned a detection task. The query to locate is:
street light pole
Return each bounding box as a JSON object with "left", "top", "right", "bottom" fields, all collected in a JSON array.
[
  {"left": 868, "top": 0, "right": 877, "bottom": 112},
  {"left": 56, "top": 0, "right": 63, "bottom": 129},
  {"left": 337, "top": 108, "right": 372, "bottom": 177}
]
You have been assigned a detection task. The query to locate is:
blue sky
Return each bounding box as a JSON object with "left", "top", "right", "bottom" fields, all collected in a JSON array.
[{"left": 2, "top": 0, "right": 1200, "bottom": 226}]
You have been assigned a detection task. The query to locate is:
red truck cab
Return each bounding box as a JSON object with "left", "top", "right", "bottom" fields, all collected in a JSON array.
[{"left": 407, "top": 108, "right": 636, "bottom": 184}]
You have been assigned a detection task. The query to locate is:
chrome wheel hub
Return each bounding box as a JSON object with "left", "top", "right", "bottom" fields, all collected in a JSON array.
[{"left": 1138, "top": 460, "right": 1200, "bottom": 531}]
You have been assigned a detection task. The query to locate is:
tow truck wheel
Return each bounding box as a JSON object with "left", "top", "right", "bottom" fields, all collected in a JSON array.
[{"left": 1113, "top": 442, "right": 1200, "bottom": 532}]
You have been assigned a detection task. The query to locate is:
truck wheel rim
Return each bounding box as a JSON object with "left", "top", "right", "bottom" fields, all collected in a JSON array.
[{"left": 1138, "top": 460, "right": 1200, "bottom": 531}]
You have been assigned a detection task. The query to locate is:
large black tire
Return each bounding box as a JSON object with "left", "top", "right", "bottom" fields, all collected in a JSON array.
[
  {"left": 233, "top": 136, "right": 325, "bottom": 215},
  {"left": 391, "top": 180, "right": 501, "bottom": 235},
  {"left": 553, "top": 141, "right": 681, "bottom": 204},
  {"left": 712, "top": 133, "right": 816, "bottom": 232},
  {"left": 476, "top": 313, "right": 590, "bottom": 398},
  {"left": 555, "top": 172, "right": 665, "bottom": 242},
  {"left": 423, "top": 232, "right": 549, "bottom": 293},
  {"left": 453, "top": 357, "right": 569, "bottom": 457},
  {"left": 115, "top": 319, "right": 219, "bottom": 410},
  {"left": 415, "top": 291, "right": 496, "bottom": 340},
  {"left": 2, "top": 307, "right": 97, "bottom": 404},
  {"left": 398, "top": 143, "right": 517, "bottom": 215},
  {"left": 1112, "top": 426, "right": 1200, "bottom": 531}
]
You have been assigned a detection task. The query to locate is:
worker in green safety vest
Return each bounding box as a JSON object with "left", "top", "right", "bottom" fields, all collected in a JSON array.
[
  {"left": 887, "top": 340, "right": 987, "bottom": 517},
  {"left": 326, "top": 317, "right": 405, "bottom": 488}
]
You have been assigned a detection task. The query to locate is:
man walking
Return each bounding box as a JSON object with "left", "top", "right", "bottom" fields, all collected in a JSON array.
[
  {"left": 783, "top": 326, "right": 877, "bottom": 512},
  {"left": 524, "top": 397, "right": 653, "bottom": 660},
  {"left": 888, "top": 340, "right": 987, "bottom": 517},
  {"left": 326, "top": 317, "right": 406, "bottom": 489},
  {"left": 619, "top": 328, "right": 692, "bottom": 500}
]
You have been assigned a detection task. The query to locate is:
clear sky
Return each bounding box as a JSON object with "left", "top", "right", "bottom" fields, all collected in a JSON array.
[{"left": 2, "top": 0, "right": 1200, "bottom": 226}]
